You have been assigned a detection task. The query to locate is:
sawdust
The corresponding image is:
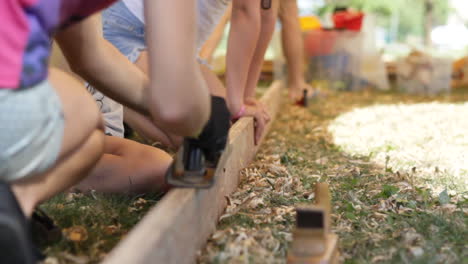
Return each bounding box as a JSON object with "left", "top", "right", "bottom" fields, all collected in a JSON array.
[{"left": 198, "top": 89, "right": 468, "bottom": 264}]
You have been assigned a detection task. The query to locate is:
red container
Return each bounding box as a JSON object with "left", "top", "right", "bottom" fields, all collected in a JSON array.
[
  {"left": 333, "top": 11, "right": 364, "bottom": 31},
  {"left": 304, "top": 29, "right": 338, "bottom": 57}
]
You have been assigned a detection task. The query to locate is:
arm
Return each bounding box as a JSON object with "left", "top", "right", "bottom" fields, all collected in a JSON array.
[
  {"left": 225, "top": 0, "right": 261, "bottom": 115},
  {"left": 243, "top": 0, "right": 279, "bottom": 100},
  {"left": 144, "top": 0, "right": 210, "bottom": 136},
  {"left": 56, "top": 1, "right": 209, "bottom": 137},
  {"left": 56, "top": 15, "right": 148, "bottom": 115}
]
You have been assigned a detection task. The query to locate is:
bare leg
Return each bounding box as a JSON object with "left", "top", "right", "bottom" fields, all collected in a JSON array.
[
  {"left": 278, "top": 0, "right": 314, "bottom": 101},
  {"left": 75, "top": 136, "right": 172, "bottom": 193},
  {"left": 200, "top": 64, "right": 226, "bottom": 98},
  {"left": 199, "top": 4, "right": 232, "bottom": 63},
  {"left": 11, "top": 68, "right": 105, "bottom": 217}
]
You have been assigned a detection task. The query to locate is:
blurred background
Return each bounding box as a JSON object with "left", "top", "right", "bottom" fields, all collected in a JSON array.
[{"left": 212, "top": 0, "right": 468, "bottom": 94}]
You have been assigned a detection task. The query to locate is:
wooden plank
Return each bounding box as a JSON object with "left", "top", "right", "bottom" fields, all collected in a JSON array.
[{"left": 103, "top": 81, "right": 284, "bottom": 264}]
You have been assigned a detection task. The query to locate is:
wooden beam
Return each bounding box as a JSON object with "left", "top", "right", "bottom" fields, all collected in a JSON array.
[{"left": 103, "top": 81, "right": 284, "bottom": 264}]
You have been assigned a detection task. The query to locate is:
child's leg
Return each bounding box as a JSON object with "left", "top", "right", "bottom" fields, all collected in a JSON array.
[
  {"left": 11, "top": 68, "right": 105, "bottom": 217},
  {"left": 75, "top": 136, "right": 172, "bottom": 193},
  {"left": 278, "top": 0, "right": 313, "bottom": 101},
  {"left": 199, "top": 3, "right": 232, "bottom": 63},
  {"left": 199, "top": 64, "right": 226, "bottom": 98}
]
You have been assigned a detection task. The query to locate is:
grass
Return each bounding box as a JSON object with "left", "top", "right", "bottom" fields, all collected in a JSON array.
[
  {"left": 199, "top": 87, "right": 468, "bottom": 264},
  {"left": 39, "top": 188, "right": 163, "bottom": 263},
  {"left": 38, "top": 81, "right": 273, "bottom": 263},
  {"left": 39, "top": 84, "right": 468, "bottom": 263}
]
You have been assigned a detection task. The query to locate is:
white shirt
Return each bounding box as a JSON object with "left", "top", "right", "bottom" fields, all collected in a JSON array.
[{"left": 122, "top": 0, "right": 230, "bottom": 49}]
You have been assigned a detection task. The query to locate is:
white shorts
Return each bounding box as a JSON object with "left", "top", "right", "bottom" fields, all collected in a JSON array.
[{"left": 0, "top": 81, "right": 65, "bottom": 182}]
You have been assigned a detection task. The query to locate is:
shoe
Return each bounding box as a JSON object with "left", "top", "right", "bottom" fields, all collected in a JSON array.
[
  {"left": 31, "top": 208, "right": 61, "bottom": 259},
  {"left": 0, "top": 181, "right": 37, "bottom": 264}
]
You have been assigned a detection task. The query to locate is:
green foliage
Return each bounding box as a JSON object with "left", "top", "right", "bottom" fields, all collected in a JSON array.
[
  {"left": 381, "top": 184, "right": 400, "bottom": 198},
  {"left": 438, "top": 189, "right": 450, "bottom": 205}
]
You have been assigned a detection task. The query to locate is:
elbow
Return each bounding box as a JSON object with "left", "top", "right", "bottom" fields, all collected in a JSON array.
[
  {"left": 152, "top": 97, "right": 210, "bottom": 137},
  {"left": 68, "top": 59, "right": 91, "bottom": 79},
  {"left": 158, "top": 106, "right": 210, "bottom": 137}
]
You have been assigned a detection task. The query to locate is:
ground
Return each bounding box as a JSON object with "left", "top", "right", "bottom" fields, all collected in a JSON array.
[
  {"left": 41, "top": 87, "right": 467, "bottom": 264},
  {"left": 197, "top": 88, "right": 467, "bottom": 264}
]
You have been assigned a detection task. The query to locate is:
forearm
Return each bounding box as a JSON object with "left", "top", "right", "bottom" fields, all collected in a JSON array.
[
  {"left": 56, "top": 16, "right": 149, "bottom": 115},
  {"left": 145, "top": 0, "right": 210, "bottom": 136},
  {"left": 244, "top": 0, "right": 279, "bottom": 99},
  {"left": 75, "top": 44, "right": 147, "bottom": 114},
  {"left": 279, "top": 0, "right": 305, "bottom": 86},
  {"left": 225, "top": 0, "right": 261, "bottom": 115},
  {"left": 124, "top": 107, "right": 180, "bottom": 149}
]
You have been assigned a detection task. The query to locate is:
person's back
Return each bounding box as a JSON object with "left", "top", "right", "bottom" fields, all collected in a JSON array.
[{"left": 0, "top": 1, "right": 211, "bottom": 262}]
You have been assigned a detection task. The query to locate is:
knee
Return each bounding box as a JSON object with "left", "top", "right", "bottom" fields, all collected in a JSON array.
[
  {"left": 87, "top": 130, "right": 106, "bottom": 160},
  {"left": 84, "top": 96, "right": 105, "bottom": 132},
  {"left": 278, "top": 5, "right": 296, "bottom": 24},
  {"left": 134, "top": 147, "right": 172, "bottom": 174}
]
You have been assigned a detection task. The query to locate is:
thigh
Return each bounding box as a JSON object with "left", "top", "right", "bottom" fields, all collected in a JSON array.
[
  {"left": 48, "top": 68, "right": 104, "bottom": 159},
  {"left": 0, "top": 81, "right": 65, "bottom": 181},
  {"left": 134, "top": 51, "right": 149, "bottom": 74},
  {"left": 200, "top": 64, "right": 226, "bottom": 98},
  {"left": 102, "top": 136, "right": 171, "bottom": 170}
]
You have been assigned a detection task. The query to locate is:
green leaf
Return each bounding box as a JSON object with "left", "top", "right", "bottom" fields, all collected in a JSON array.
[
  {"left": 438, "top": 189, "right": 450, "bottom": 205},
  {"left": 345, "top": 212, "right": 356, "bottom": 220},
  {"left": 381, "top": 185, "right": 399, "bottom": 198}
]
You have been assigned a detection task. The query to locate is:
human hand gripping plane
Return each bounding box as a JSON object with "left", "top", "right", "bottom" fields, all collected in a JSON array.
[{"left": 165, "top": 96, "right": 231, "bottom": 188}]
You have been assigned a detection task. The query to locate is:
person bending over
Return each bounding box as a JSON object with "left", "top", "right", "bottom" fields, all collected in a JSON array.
[
  {"left": 83, "top": 0, "right": 278, "bottom": 155},
  {"left": 0, "top": 0, "right": 209, "bottom": 262}
]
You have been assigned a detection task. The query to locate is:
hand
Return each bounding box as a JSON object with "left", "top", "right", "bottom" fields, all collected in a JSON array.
[
  {"left": 240, "top": 104, "right": 268, "bottom": 145},
  {"left": 189, "top": 96, "right": 231, "bottom": 165},
  {"left": 244, "top": 97, "right": 270, "bottom": 122}
]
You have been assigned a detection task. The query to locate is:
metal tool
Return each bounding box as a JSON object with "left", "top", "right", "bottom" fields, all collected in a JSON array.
[
  {"left": 165, "top": 139, "right": 216, "bottom": 188},
  {"left": 288, "top": 183, "right": 340, "bottom": 264},
  {"left": 165, "top": 96, "right": 230, "bottom": 189}
]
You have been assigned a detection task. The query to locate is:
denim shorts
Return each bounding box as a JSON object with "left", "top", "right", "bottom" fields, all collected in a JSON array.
[
  {"left": 102, "top": 1, "right": 146, "bottom": 63},
  {"left": 0, "top": 81, "right": 64, "bottom": 182},
  {"left": 102, "top": 1, "right": 211, "bottom": 67}
]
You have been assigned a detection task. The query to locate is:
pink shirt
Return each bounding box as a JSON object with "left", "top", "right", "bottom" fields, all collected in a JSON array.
[{"left": 0, "top": 0, "right": 116, "bottom": 89}]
